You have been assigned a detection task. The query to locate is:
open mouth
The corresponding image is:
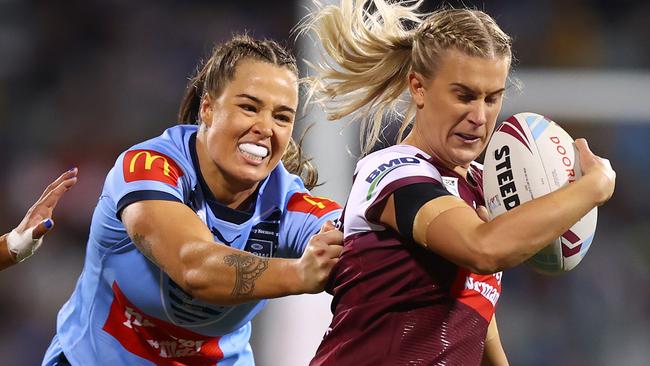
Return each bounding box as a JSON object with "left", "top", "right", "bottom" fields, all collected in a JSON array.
[
  {"left": 238, "top": 143, "right": 269, "bottom": 162},
  {"left": 455, "top": 133, "right": 481, "bottom": 143}
]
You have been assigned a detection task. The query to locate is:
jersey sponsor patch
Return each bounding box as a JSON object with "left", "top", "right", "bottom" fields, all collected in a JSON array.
[
  {"left": 287, "top": 192, "right": 340, "bottom": 218},
  {"left": 103, "top": 281, "right": 224, "bottom": 364},
  {"left": 123, "top": 149, "right": 184, "bottom": 187},
  {"left": 450, "top": 270, "right": 502, "bottom": 322},
  {"left": 365, "top": 157, "right": 421, "bottom": 200},
  {"left": 243, "top": 210, "right": 280, "bottom": 257}
]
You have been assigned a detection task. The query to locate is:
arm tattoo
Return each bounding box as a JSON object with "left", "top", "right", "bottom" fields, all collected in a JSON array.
[
  {"left": 223, "top": 254, "right": 269, "bottom": 297},
  {"left": 132, "top": 233, "right": 155, "bottom": 263},
  {"left": 132, "top": 233, "right": 168, "bottom": 273}
]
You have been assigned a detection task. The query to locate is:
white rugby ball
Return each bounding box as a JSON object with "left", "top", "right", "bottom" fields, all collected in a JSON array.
[{"left": 482, "top": 112, "right": 597, "bottom": 274}]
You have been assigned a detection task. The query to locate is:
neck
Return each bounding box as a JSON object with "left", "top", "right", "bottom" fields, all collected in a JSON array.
[
  {"left": 195, "top": 133, "right": 258, "bottom": 210},
  {"left": 402, "top": 127, "right": 470, "bottom": 179},
  {"left": 453, "top": 165, "right": 469, "bottom": 179}
]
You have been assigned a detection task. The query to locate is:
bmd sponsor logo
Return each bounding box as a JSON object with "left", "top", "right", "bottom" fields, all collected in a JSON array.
[
  {"left": 365, "top": 157, "right": 420, "bottom": 183},
  {"left": 365, "top": 157, "right": 420, "bottom": 200}
]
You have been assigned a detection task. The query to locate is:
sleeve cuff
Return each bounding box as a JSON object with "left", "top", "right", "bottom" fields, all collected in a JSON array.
[{"left": 116, "top": 190, "right": 182, "bottom": 221}]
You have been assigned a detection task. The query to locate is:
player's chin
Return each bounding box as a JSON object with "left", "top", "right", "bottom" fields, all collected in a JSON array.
[
  {"left": 236, "top": 169, "right": 268, "bottom": 185},
  {"left": 450, "top": 146, "right": 482, "bottom": 166},
  {"left": 238, "top": 164, "right": 276, "bottom": 184}
]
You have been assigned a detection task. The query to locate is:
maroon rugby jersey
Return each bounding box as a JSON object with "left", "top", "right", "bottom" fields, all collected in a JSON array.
[{"left": 311, "top": 145, "right": 502, "bottom": 366}]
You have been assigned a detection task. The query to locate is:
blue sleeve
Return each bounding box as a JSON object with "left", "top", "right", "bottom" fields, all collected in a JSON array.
[
  {"left": 277, "top": 191, "right": 342, "bottom": 259},
  {"left": 105, "top": 146, "right": 189, "bottom": 220}
]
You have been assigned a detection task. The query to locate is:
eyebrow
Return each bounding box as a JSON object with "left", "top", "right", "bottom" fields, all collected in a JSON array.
[
  {"left": 236, "top": 93, "right": 296, "bottom": 114},
  {"left": 450, "top": 83, "right": 505, "bottom": 96}
]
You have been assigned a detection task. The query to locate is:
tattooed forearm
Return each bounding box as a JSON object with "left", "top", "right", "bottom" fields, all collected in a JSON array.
[
  {"left": 132, "top": 233, "right": 155, "bottom": 262},
  {"left": 132, "top": 233, "right": 170, "bottom": 274},
  {"left": 223, "top": 253, "right": 269, "bottom": 297}
]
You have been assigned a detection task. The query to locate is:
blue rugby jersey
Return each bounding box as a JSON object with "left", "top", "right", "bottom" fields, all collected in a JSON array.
[{"left": 43, "top": 125, "right": 341, "bottom": 366}]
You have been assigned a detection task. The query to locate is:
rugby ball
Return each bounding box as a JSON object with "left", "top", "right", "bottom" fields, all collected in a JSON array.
[{"left": 482, "top": 112, "right": 597, "bottom": 275}]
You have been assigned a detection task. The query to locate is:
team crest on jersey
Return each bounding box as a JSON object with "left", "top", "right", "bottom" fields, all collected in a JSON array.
[
  {"left": 243, "top": 210, "right": 280, "bottom": 257},
  {"left": 441, "top": 176, "right": 460, "bottom": 197},
  {"left": 123, "top": 149, "right": 184, "bottom": 187},
  {"left": 287, "top": 192, "right": 340, "bottom": 218}
]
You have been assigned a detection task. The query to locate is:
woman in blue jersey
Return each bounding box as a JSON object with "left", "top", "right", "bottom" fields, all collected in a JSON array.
[
  {"left": 301, "top": 1, "right": 616, "bottom": 365},
  {"left": 43, "top": 35, "right": 343, "bottom": 365},
  {"left": 1, "top": 168, "right": 77, "bottom": 271}
]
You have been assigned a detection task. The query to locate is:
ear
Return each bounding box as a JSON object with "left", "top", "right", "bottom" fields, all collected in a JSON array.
[
  {"left": 199, "top": 94, "right": 213, "bottom": 127},
  {"left": 408, "top": 72, "right": 426, "bottom": 109}
]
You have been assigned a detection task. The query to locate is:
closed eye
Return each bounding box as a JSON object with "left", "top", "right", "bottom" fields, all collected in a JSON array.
[
  {"left": 458, "top": 94, "right": 476, "bottom": 103},
  {"left": 239, "top": 104, "right": 258, "bottom": 113},
  {"left": 485, "top": 92, "right": 504, "bottom": 105}
]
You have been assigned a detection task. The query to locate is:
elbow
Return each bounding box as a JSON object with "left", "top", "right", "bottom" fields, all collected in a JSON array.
[
  {"left": 180, "top": 268, "right": 218, "bottom": 303},
  {"left": 466, "top": 258, "right": 501, "bottom": 275},
  {"left": 464, "top": 237, "right": 508, "bottom": 275},
  {"left": 177, "top": 244, "right": 235, "bottom": 305},
  {"left": 181, "top": 267, "right": 237, "bottom": 305}
]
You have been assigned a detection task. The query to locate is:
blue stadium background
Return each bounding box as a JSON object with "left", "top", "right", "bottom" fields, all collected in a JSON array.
[{"left": 0, "top": 1, "right": 648, "bottom": 364}]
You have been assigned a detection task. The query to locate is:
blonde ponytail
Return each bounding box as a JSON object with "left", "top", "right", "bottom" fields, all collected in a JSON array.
[
  {"left": 300, "top": 1, "right": 512, "bottom": 155},
  {"left": 299, "top": 0, "right": 427, "bottom": 154}
]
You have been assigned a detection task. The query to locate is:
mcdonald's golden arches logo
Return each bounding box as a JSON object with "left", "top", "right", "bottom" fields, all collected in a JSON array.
[
  {"left": 123, "top": 149, "right": 184, "bottom": 186},
  {"left": 287, "top": 192, "right": 340, "bottom": 218}
]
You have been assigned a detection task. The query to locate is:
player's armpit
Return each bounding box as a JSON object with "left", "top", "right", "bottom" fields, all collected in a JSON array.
[{"left": 121, "top": 200, "right": 300, "bottom": 305}]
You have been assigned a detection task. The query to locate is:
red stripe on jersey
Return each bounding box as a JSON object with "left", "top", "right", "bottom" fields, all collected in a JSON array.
[
  {"left": 123, "top": 150, "right": 184, "bottom": 187},
  {"left": 451, "top": 269, "right": 502, "bottom": 322},
  {"left": 287, "top": 192, "right": 340, "bottom": 218},
  {"left": 103, "top": 282, "right": 223, "bottom": 365}
]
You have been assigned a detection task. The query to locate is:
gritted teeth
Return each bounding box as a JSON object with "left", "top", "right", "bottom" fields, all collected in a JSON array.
[{"left": 238, "top": 143, "right": 269, "bottom": 159}]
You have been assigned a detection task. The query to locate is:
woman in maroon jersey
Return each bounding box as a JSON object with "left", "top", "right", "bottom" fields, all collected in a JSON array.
[{"left": 300, "top": 1, "right": 616, "bottom": 365}]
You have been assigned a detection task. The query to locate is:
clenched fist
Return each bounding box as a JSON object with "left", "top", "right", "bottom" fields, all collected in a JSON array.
[{"left": 294, "top": 220, "right": 344, "bottom": 294}]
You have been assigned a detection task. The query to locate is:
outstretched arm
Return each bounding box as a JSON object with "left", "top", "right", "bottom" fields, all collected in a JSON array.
[
  {"left": 1, "top": 168, "right": 78, "bottom": 271},
  {"left": 121, "top": 200, "right": 342, "bottom": 305}
]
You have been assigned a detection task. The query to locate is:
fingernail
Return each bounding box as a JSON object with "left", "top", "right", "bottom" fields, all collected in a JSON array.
[
  {"left": 43, "top": 218, "right": 53, "bottom": 229},
  {"left": 67, "top": 166, "right": 77, "bottom": 172}
]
